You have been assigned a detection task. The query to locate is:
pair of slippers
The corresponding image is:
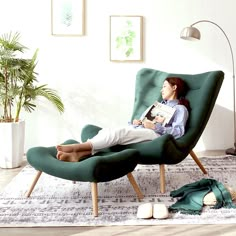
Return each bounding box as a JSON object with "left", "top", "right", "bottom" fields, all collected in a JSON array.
[{"left": 137, "top": 203, "right": 169, "bottom": 219}]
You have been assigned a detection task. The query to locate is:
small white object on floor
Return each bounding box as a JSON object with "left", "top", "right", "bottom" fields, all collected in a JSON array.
[
  {"left": 137, "top": 203, "right": 169, "bottom": 219},
  {"left": 203, "top": 186, "right": 236, "bottom": 206},
  {"left": 136, "top": 203, "right": 153, "bottom": 219},
  {"left": 153, "top": 203, "right": 169, "bottom": 219}
]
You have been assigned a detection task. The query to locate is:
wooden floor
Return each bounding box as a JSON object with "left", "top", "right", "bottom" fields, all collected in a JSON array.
[{"left": 1, "top": 151, "right": 236, "bottom": 236}]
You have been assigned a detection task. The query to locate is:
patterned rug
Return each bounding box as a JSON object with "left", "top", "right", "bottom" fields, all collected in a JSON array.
[{"left": 0, "top": 155, "right": 236, "bottom": 227}]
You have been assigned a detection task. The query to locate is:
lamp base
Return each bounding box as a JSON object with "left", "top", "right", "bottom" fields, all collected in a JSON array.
[{"left": 225, "top": 148, "right": 236, "bottom": 156}]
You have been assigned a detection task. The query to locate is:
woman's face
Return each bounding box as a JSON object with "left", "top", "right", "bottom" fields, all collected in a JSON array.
[{"left": 161, "top": 80, "right": 177, "bottom": 100}]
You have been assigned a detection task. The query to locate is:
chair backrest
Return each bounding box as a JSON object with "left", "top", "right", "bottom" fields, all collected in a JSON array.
[{"left": 131, "top": 68, "right": 224, "bottom": 153}]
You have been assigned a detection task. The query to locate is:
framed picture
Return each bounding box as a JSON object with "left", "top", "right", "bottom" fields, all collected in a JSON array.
[
  {"left": 51, "top": 0, "right": 85, "bottom": 36},
  {"left": 110, "top": 15, "right": 143, "bottom": 62}
]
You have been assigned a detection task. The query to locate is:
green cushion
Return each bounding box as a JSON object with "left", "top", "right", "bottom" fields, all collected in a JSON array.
[
  {"left": 81, "top": 68, "right": 224, "bottom": 165},
  {"left": 26, "top": 139, "right": 139, "bottom": 182}
]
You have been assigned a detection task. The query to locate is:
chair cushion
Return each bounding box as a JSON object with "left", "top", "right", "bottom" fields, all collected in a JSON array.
[{"left": 26, "top": 139, "right": 140, "bottom": 182}]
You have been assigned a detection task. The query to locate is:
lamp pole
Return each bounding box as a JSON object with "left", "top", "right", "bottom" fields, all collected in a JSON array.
[{"left": 180, "top": 20, "right": 236, "bottom": 155}]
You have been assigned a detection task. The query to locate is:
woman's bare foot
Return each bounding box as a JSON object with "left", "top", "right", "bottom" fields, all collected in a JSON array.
[
  {"left": 57, "top": 150, "right": 91, "bottom": 162},
  {"left": 57, "top": 142, "right": 92, "bottom": 153},
  {"left": 56, "top": 144, "right": 79, "bottom": 153}
]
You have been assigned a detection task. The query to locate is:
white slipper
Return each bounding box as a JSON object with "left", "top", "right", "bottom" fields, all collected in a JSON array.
[
  {"left": 136, "top": 203, "right": 153, "bottom": 219},
  {"left": 153, "top": 203, "right": 169, "bottom": 219}
]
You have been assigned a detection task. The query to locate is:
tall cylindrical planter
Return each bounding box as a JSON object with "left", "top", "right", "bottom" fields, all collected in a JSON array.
[{"left": 0, "top": 120, "right": 25, "bottom": 168}]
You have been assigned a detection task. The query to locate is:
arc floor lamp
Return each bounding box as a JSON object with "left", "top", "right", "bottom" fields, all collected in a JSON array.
[{"left": 180, "top": 20, "right": 236, "bottom": 155}]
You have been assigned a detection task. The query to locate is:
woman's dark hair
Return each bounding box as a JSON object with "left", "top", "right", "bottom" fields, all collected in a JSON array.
[{"left": 165, "top": 77, "right": 190, "bottom": 111}]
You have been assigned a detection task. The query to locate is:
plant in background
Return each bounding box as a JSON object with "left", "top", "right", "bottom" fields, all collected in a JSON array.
[{"left": 0, "top": 32, "right": 64, "bottom": 122}]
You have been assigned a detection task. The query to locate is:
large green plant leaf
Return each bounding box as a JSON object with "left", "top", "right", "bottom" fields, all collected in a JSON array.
[{"left": 0, "top": 32, "right": 64, "bottom": 122}]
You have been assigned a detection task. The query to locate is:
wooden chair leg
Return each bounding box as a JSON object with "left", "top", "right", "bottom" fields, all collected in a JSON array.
[
  {"left": 159, "top": 164, "right": 165, "bottom": 193},
  {"left": 127, "top": 172, "right": 144, "bottom": 200},
  {"left": 25, "top": 170, "right": 42, "bottom": 197},
  {"left": 91, "top": 182, "right": 98, "bottom": 217},
  {"left": 189, "top": 150, "right": 208, "bottom": 174}
]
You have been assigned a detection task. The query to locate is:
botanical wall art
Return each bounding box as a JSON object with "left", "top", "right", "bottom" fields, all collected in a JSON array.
[
  {"left": 110, "top": 15, "right": 143, "bottom": 62},
  {"left": 51, "top": 0, "right": 85, "bottom": 36}
]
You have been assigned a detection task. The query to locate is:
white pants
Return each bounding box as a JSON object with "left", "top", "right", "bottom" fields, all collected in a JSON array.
[{"left": 88, "top": 126, "right": 160, "bottom": 154}]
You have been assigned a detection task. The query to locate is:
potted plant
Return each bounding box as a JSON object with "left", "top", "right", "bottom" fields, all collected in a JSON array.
[{"left": 0, "top": 32, "right": 64, "bottom": 168}]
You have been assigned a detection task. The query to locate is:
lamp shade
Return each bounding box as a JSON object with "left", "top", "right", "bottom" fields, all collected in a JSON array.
[{"left": 180, "top": 27, "right": 201, "bottom": 41}]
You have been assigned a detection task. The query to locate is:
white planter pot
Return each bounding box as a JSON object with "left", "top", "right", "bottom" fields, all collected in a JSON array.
[{"left": 0, "top": 120, "right": 25, "bottom": 168}]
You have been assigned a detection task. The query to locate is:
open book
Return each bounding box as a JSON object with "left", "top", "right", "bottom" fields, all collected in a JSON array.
[{"left": 142, "top": 101, "right": 176, "bottom": 126}]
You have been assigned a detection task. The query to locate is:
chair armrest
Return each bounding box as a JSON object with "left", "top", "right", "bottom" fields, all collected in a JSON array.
[{"left": 81, "top": 124, "right": 102, "bottom": 142}]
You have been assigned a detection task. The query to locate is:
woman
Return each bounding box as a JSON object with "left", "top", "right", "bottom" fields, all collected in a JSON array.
[{"left": 57, "top": 77, "right": 190, "bottom": 162}]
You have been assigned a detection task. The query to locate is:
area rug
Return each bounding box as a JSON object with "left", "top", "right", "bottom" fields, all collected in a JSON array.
[{"left": 0, "top": 155, "right": 236, "bottom": 227}]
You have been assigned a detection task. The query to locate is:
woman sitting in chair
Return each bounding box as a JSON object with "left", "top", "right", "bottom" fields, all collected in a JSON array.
[{"left": 57, "top": 77, "right": 190, "bottom": 162}]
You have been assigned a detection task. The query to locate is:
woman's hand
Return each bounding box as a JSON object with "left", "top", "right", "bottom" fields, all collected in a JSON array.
[
  {"left": 143, "top": 120, "right": 155, "bottom": 130},
  {"left": 132, "top": 119, "right": 142, "bottom": 125}
]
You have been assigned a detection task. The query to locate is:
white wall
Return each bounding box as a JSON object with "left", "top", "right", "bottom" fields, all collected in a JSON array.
[{"left": 0, "top": 0, "right": 235, "bottom": 152}]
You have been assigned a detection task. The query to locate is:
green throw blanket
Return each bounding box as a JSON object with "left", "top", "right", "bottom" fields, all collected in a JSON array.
[{"left": 169, "top": 178, "right": 236, "bottom": 215}]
